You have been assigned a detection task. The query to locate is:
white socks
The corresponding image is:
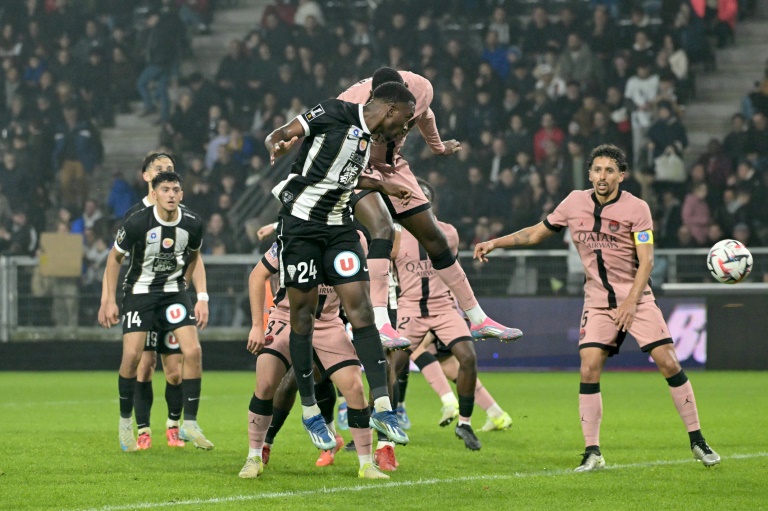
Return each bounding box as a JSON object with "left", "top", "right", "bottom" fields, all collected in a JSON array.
[
  {"left": 301, "top": 404, "right": 322, "bottom": 419},
  {"left": 464, "top": 305, "right": 487, "bottom": 325},
  {"left": 373, "top": 396, "right": 392, "bottom": 413},
  {"left": 373, "top": 307, "right": 391, "bottom": 330}
]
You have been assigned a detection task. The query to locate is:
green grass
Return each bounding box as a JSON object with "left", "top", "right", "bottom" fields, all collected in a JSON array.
[{"left": 1, "top": 371, "right": 766, "bottom": 511}]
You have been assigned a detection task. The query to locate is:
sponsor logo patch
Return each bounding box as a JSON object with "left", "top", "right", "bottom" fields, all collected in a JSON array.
[
  {"left": 634, "top": 230, "right": 653, "bottom": 244},
  {"left": 305, "top": 104, "right": 325, "bottom": 121},
  {"left": 347, "top": 127, "right": 361, "bottom": 139},
  {"left": 166, "top": 303, "right": 187, "bottom": 324},
  {"left": 268, "top": 242, "right": 278, "bottom": 258},
  {"left": 152, "top": 253, "right": 177, "bottom": 272},
  {"left": 282, "top": 191, "right": 294, "bottom": 203},
  {"left": 164, "top": 332, "right": 180, "bottom": 350},
  {"left": 579, "top": 329, "right": 586, "bottom": 340},
  {"left": 334, "top": 251, "right": 361, "bottom": 278},
  {"left": 116, "top": 228, "right": 126, "bottom": 244},
  {"left": 162, "top": 238, "right": 174, "bottom": 249},
  {"left": 609, "top": 220, "right": 620, "bottom": 232},
  {"left": 287, "top": 264, "right": 297, "bottom": 279},
  {"left": 358, "top": 139, "right": 368, "bottom": 152}
]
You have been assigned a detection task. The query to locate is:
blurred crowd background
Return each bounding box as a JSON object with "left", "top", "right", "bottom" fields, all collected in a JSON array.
[{"left": 0, "top": 0, "right": 766, "bottom": 326}]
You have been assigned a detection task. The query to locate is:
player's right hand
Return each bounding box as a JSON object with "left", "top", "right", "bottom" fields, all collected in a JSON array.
[
  {"left": 269, "top": 136, "right": 298, "bottom": 164},
  {"left": 473, "top": 241, "right": 495, "bottom": 263},
  {"left": 98, "top": 302, "right": 120, "bottom": 328},
  {"left": 247, "top": 326, "right": 266, "bottom": 354},
  {"left": 441, "top": 139, "right": 462, "bottom": 155},
  {"left": 257, "top": 224, "right": 276, "bottom": 240}
]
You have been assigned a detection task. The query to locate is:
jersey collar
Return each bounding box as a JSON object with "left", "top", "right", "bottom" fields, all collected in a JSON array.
[
  {"left": 591, "top": 189, "right": 622, "bottom": 208},
  {"left": 358, "top": 104, "right": 371, "bottom": 134},
  {"left": 153, "top": 205, "right": 181, "bottom": 226},
  {"left": 142, "top": 196, "right": 152, "bottom": 208}
]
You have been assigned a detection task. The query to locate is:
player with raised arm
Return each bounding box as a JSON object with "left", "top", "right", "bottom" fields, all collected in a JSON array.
[
  {"left": 99, "top": 172, "right": 213, "bottom": 452},
  {"left": 124, "top": 152, "right": 211, "bottom": 450},
  {"left": 474, "top": 144, "right": 720, "bottom": 471},
  {"left": 239, "top": 239, "right": 387, "bottom": 480},
  {"left": 265, "top": 82, "right": 416, "bottom": 451},
  {"left": 338, "top": 67, "right": 522, "bottom": 345}
]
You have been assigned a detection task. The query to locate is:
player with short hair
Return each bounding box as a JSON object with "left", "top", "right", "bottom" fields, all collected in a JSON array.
[
  {"left": 239, "top": 238, "right": 387, "bottom": 480},
  {"left": 338, "top": 67, "right": 522, "bottom": 345},
  {"left": 474, "top": 144, "right": 720, "bottom": 471},
  {"left": 389, "top": 179, "right": 484, "bottom": 451},
  {"left": 99, "top": 171, "right": 213, "bottom": 452},
  {"left": 124, "top": 152, "right": 211, "bottom": 450},
  {"left": 265, "top": 82, "right": 416, "bottom": 450}
]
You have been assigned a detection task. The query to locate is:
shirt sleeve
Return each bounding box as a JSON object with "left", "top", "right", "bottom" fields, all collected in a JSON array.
[
  {"left": 544, "top": 193, "right": 572, "bottom": 232},
  {"left": 261, "top": 242, "right": 279, "bottom": 274},
  {"left": 114, "top": 217, "right": 141, "bottom": 254},
  {"left": 632, "top": 199, "right": 654, "bottom": 245},
  {"left": 296, "top": 99, "right": 347, "bottom": 137},
  {"left": 416, "top": 107, "right": 446, "bottom": 155},
  {"left": 443, "top": 223, "right": 460, "bottom": 256},
  {"left": 188, "top": 219, "right": 204, "bottom": 251}
]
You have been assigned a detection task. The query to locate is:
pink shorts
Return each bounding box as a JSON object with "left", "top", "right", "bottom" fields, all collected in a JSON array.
[
  {"left": 261, "top": 311, "right": 360, "bottom": 378},
  {"left": 578, "top": 301, "right": 673, "bottom": 357},
  {"left": 398, "top": 311, "right": 473, "bottom": 351},
  {"left": 353, "top": 156, "right": 430, "bottom": 218}
]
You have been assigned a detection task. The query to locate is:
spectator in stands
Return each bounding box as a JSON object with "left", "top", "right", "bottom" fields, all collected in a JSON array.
[
  {"left": 294, "top": 0, "right": 325, "bottom": 27},
  {"left": 563, "top": 136, "right": 587, "bottom": 191},
  {"left": 52, "top": 101, "right": 103, "bottom": 209},
  {"left": 109, "top": 46, "right": 137, "bottom": 115},
  {"left": 682, "top": 182, "right": 712, "bottom": 245},
  {"left": 587, "top": 5, "right": 617, "bottom": 65},
  {"left": 0, "top": 181, "right": 11, "bottom": 227},
  {"left": 488, "top": 7, "right": 515, "bottom": 47},
  {"left": 507, "top": 61, "right": 536, "bottom": 100},
  {"left": 79, "top": 48, "right": 112, "bottom": 126},
  {"left": 0, "top": 151, "right": 30, "bottom": 213},
  {"left": 215, "top": 39, "right": 247, "bottom": 112},
  {"left": 746, "top": 112, "right": 768, "bottom": 170},
  {"left": 657, "top": 190, "right": 683, "bottom": 247},
  {"left": 206, "top": 117, "right": 231, "bottom": 170},
  {"left": 533, "top": 112, "right": 565, "bottom": 165},
  {"left": 672, "top": 224, "right": 699, "bottom": 249},
  {"left": 136, "top": 10, "right": 178, "bottom": 122},
  {"left": 625, "top": 60, "right": 659, "bottom": 168},
  {"left": 557, "top": 33, "right": 602, "bottom": 93},
  {"left": 697, "top": 138, "right": 732, "bottom": 189},
  {"left": 71, "top": 198, "right": 103, "bottom": 234},
  {"left": 522, "top": 6, "right": 556, "bottom": 58},
  {"left": 487, "top": 137, "right": 514, "bottom": 184},
  {"left": 534, "top": 63, "right": 566, "bottom": 100},
  {"left": 605, "top": 52, "right": 631, "bottom": 93},
  {"left": 481, "top": 30, "right": 509, "bottom": 81},
  {"left": 554, "top": 80, "right": 582, "bottom": 130},
  {"left": 647, "top": 101, "right": 688, "bottom": 160},
  {"left": 723, "top": 113, "right": 749, "bottom": 167},
  {"left": 204, "top": 212, "right": 238, "bottom": 255},
  {"left": 107, "top": 171, "right": 138, "bottom": 220},
  {"left": 1, "top": 209, "right": 38, "bottom": 256},
  {"left": 732, "top": 222, "right": 752, "bottom": 245}
]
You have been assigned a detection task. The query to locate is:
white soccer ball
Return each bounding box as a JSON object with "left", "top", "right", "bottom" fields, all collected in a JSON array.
[{"left": 706, "top": 239, "right": 753, "bottom": 284}]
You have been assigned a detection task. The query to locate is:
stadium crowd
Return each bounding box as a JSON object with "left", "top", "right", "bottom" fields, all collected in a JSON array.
[{"left": 0, "top": 0, "right": 765, "bottom": 274}]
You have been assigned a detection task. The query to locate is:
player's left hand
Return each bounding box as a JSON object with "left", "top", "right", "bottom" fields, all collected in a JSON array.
[
  {"left": 441, "top": 140, "right": 461, "bottom": 155},
  {"left": 615, "top": 300, "right": 637, "bottom": 332},
  {"left": 194, "top": 300, "right": 209, "bottom": 330},
  {"left": 257, "top": 224, "right": 276, "bottom": 240},
  {"left": 269, "top": 136, "right": 298, "bottom": 164},
  {"left": 379, "top": 182, "right": 412, "bottom": 206},
  {"left": 247, "top": 326, "right": 266, "bottom": 354}
]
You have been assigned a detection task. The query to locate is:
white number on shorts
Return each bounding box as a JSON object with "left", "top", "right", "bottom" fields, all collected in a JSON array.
[
  {"left": 125, "top": 311, "right": 142, "bottom": 328},
  {"left": 297, "top": 260, "right": 317, "bottom": 283}
]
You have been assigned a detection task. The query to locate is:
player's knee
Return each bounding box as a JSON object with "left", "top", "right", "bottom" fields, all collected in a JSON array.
[
  {"left": 180, "top": 343, "right": 202, "bottom": 364},
  {"left": 453, "top": 342, "right": 477, "bottom": 368},
  {"left": 136, "top": 363, "right": 154, "bottom": 381},
  {"left": 345, "top": 305, "right": 375, "bottom": 328},
  {"left": 368, "top": 219, "right": 395, "bottom": 241}
]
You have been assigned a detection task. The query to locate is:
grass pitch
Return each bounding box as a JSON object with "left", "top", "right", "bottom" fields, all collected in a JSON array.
[{"left": 1, "top": 371, "right": 766, "bottom": 511}]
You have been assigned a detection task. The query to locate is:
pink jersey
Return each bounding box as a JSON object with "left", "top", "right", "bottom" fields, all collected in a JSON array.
[
  {"left": 394, "top": 221, "right": 459, "bottom": 316},
  {"left": 262, "top": 242, "right": 341, "bottom": 322},
  {"left": 337, "top": 71, "right": 446, "bottom": 164},
  {"left": 545, "top": 190, "right": 655, "bottom": 308}
]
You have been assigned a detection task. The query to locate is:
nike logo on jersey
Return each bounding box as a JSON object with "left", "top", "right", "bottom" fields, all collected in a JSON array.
[
  {"left": 187, "top": 397, "right": 200, "bottom": 401},
  {"left": 302, "top": 371, "right": 313, "bottom": 378}
]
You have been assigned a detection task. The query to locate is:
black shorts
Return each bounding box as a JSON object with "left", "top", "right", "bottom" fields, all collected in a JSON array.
[
  {"left": 276, "top": 212, "right": 369, "bottom": 290},
  {"left": 143, "top": 331, "right": 183, "bottom": 355},
  {"left": 121, "top": 292, "right": 196, "bottom": 335}
]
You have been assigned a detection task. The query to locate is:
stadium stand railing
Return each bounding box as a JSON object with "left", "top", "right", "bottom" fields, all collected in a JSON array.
[{"left": 2, "top": 247, "right": 766, "bottom": 342}]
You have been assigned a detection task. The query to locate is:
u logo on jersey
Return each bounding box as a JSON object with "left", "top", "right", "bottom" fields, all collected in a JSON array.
[
  {"left": 166, "top": 303, "right": 187, "bottom": 324},
  {"left": 162, "top": 238, "right": 174, "bottom": 249},
  {"left": 334, "top": 251, "right": 361, "bottom": 277},
  {"left": 164, "top": 332, "right": 180, "bottom": 350}
]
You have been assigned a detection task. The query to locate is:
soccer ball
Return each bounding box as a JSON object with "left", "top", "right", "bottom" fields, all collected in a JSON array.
[{"left": 706, "top": 239, "right": 753, "bottom": 284}]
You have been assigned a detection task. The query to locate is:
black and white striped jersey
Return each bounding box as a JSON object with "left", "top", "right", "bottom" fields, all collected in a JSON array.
[
  {"left": 271, "top": 99, "right": 372, "bottom": 225},
  {"left": 114, "top": 205, "right": 204, "bottom": 294}
]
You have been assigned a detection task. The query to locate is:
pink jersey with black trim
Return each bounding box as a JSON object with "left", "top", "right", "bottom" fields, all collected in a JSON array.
[
  {"left": 337, "top": 71, "right": 446, "bottom": 164},
  {"left": 394, "top": 221, "right": 459, "bottom": 316},
  {"left": 262, "top": 242, "right": 341, "bottom": 322},
  {"left": 545, "top": 190, "right": 655, "bottom": 308}
]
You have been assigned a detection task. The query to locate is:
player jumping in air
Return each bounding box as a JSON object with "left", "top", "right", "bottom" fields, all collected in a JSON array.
[
  {"left": 99, "top": 172, "right": 213, "bottom": 452},
  {"left": 339, "top": 67, "right": 523, "bottom": 345},
  {"left": 265, "top": 82, "right": 416, "bottom": 451},
  {"left": 239, "top": 235, "right": 387, "bottom": 480},
  {"left": 474, "top": 144, "right": 720, "bottom": 471}
]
